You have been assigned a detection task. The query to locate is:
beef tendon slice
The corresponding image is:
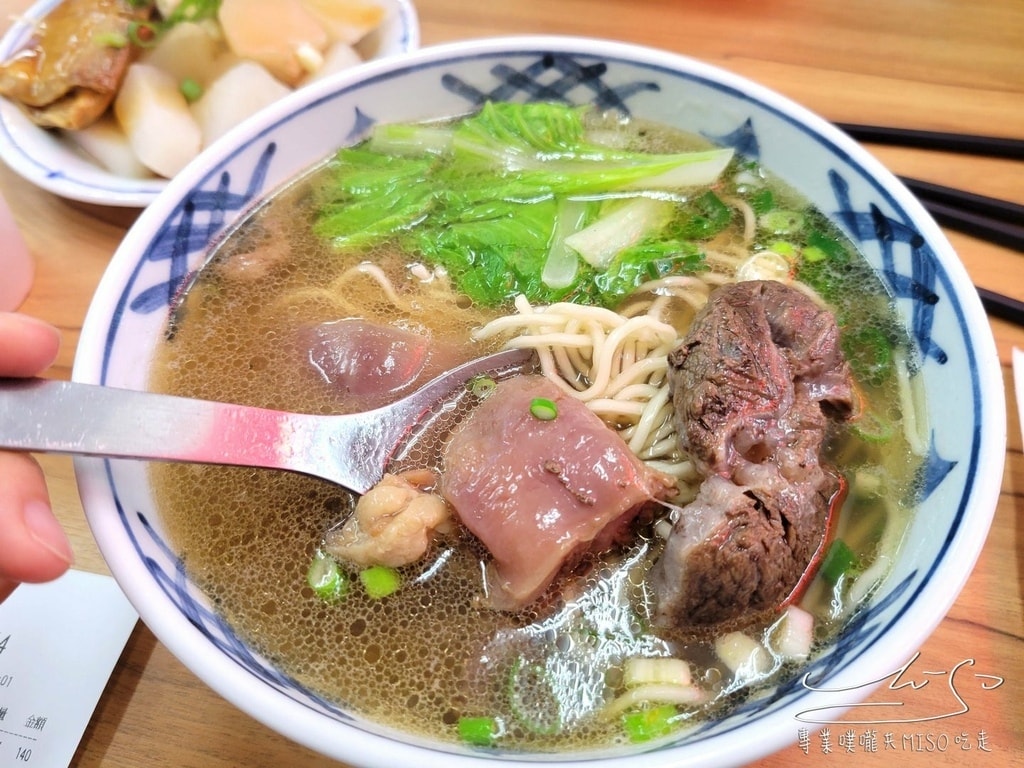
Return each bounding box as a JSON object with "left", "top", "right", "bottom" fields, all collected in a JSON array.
[
  {"left": 0, "top": 0, "right": 152, "bottom": 129},
  {"left": 654, "top": 280, "right": 855, "bottom": 632},
  {"left": 441, "top": 375, "right": 676, "bottom": 612}
]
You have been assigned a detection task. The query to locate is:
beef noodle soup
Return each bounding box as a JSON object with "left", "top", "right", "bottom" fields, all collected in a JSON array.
[{"left": 149, "top": 102, "right": 925, "bottom": 752}]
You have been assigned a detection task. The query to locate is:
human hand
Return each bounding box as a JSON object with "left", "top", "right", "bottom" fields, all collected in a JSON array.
[{"left": 0, "top": 312, "right": 73, "bottom": 602}]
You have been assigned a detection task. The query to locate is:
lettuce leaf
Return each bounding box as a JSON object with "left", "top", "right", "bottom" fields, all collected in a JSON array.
[{"left": 313, "top": 101, "right": 734, "bottom": 307}]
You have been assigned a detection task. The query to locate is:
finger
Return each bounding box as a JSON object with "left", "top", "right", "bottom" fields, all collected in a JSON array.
[
  {"left": 0, "top": 577, "right": 17, "bottom": 603},
  {"left": 0, "top": 451, "right": 73, "bottom": 587},
  {"left": 0, "top": 312, "right": 61, "bottom": 377}
]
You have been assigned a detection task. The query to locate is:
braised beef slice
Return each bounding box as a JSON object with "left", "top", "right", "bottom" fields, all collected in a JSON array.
[
  {"left": 300, "top": 318, "right": 466, "bottom": 412},
  {"left": 441, "top": 375, "right": 676, "bottom": 611},
  {"left": 653, "top": 280, "right": 854, "bottom": 632}
]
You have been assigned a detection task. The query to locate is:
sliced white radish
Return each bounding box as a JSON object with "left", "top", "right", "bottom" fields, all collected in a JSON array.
[
  {"left": 622, "top": 656, "right": 693, "bottom": 688},
  {"left": 303, "top": 41, "right": 363, "bottom": 84},
  {"left": 66, "top": 114, "right": 153, "bottom": 179},
  {"left": 140, "top": 21, "right": 227, "bottom": 88},
  {"left": 191, "top": 61, "right": 291, "bottom": 147},
  {"left": 114, "top": 64, "right": 202, "bottom": 178}
]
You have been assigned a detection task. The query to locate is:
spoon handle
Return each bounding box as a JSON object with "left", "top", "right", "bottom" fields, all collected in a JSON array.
[
  {"left": 0, "top": 376, "right": 315, "bottom": 472},
  {"left": 0, "top": 347, "right": 533, "bottom": 494}
]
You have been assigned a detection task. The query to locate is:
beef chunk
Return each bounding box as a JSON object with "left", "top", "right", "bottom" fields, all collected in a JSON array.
[
  {"left": 652, "top": 280, "right": 854, "bottom": 632},
  {"left": 668, "top": 279, "right": 855, "bottom": 481}
]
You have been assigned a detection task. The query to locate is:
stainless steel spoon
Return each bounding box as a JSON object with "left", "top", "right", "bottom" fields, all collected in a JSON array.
[{"left": 0, "top": 347, "right": 533, "bottom": 494}]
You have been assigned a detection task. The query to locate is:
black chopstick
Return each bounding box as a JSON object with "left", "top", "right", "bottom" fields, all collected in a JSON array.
[
  {"left": 834, "top": 123, "right": 1024, "bottom": 160},
  {"left": 897, "top": 177, "right": 1024, "bottom": 252},
  {"left": 977, "top": 287, "right": 1024, "bottom": 326},
  {"left": 901, "top": 178, "right": 1024, "bottom": 252},
  {"left": 899, "top": 177, "right": 1024, "bottom": 224}
]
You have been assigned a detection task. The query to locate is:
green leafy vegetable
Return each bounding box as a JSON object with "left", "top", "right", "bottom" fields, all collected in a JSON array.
[
  {"left": 368, "top": 122, "right": 454, "bottom": 156},
  {"left": 672, "top": 190, "right": 732, "bottom": 239},
  {"left": 541, "top": 198, "right": 592, "bottom": 289},
  {"left": 820, "top": 539, "right": 859, "bottom": 584},
  {"left": 564, "top": 197, "right": 675, "bottom": 269},
  {"left": 312, "top": 101, "right": 735, "bottom": 307},
  {"left": 593, "top": 240, "right": 703, "bottom": 305}
]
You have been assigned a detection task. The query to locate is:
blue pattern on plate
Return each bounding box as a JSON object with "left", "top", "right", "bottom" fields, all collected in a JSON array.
[
  {"left": 95, "top": 49, "right": 978, "bottom": 755},
  {"left": 441, "top": 53, "right": 660, "bottom": 112}
]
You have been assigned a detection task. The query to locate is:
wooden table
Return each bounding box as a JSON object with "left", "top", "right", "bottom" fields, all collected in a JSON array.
[{"left": 1, "top": 0, "right": 1021, "bottom": 765}]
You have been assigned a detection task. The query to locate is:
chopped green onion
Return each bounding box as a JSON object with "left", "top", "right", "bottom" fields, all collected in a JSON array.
[
  {"left": 179, "top": 77, "right": 203, "bottom": 103},
  {"left": 469, "top": 374, "right": 497, "bottom": 399},
  {"left": 529, "top": 397, "right": 558, "bottom": 421},
  {"left": 802, "top": 244, "right": 828, "bottom": 262},
  {"left": 622, "top": 704, "right": 679, "bottom": 743},
  {"left": 457, "top": 716, "right": 499, "bottom": 746},
  {"left": 806, "top": 229, "right": 850, "bottom": 264},
  {"left": 850, "top": 410, "right": 894, "bottom": 444},
  {"left": 165, "top": 0, "right": 223, "bottom": 24},
  {"left": 622, "top": 657, "right": 692, "bottom": 688},
  {"left": 359, "top": 565, "right": 401, "bottom": 599},
  {"left": 306, "top": 549, "right": 347, "bottom": 602},
  {"left": 766, "top": 240, "right": 796, "bottom": 258},
  {"left": 674, "top": 189, "right": 732, "bottom": 239},
  {"left": 759, "top": 209, "right": 806, "bottom": 235},
  {"left": 820, "top": 539, "right": 859, "bottom": 584},
  {"left": 94, "top": 31, "right": 128, "bottom": 48}
]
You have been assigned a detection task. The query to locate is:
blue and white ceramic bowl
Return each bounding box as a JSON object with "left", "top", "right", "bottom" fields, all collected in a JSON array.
[
  {"left": 73, "top": 37, "right": 1006, "bottom": 767},
  {"left": 0, "top": 0, "right": 420, "bottom": 207}
]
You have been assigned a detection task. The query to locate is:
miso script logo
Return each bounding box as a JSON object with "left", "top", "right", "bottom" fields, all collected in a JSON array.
[{"left": 796, "top": 651, "right": 1004, "bottom": 725}]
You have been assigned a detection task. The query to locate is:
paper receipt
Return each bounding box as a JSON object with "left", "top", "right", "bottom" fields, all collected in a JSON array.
[{"left": 0, "top": 570, "right": 137, "bottom": 767}]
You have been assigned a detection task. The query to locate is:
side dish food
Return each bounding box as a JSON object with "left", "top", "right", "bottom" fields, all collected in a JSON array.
[
  {"left": 0, "top": 0, "right": 388, "bottom": 178},
  {"left": 149, "top": 101, "right": 926, "bottom": 752}
]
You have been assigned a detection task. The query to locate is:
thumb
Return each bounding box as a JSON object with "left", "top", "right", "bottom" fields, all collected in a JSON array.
[{"left": 0, "top": 451, "right": 74, "bottom": 602}]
